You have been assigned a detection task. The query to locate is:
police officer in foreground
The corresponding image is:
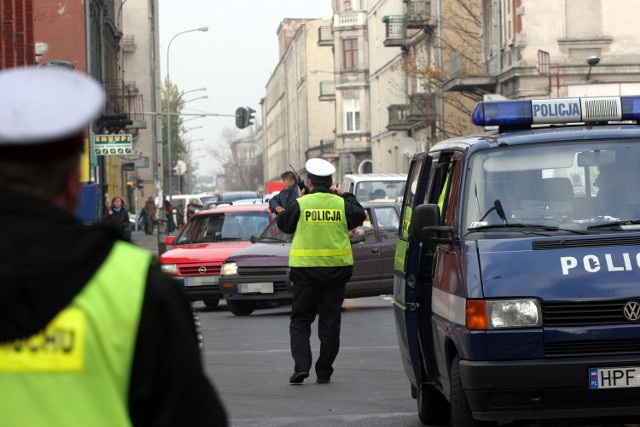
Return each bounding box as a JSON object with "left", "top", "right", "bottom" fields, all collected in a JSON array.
[
  {"left": 0, "top": 67, "right": 227, "bottom": 426},
  {"left": 276, "top": 158, "right": 365, "bottom": 384}
]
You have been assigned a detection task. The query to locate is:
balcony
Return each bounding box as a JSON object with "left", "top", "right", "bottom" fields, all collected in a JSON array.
[
  {"left": 318, "top": 26, "right": 333, "bottom": 46},
  {"left": 408, "top": 92, "right": 436, "bottom": 124},
  {"left": 442, "top": 50, "right": 497, "bottom": 97},
  {"left": 405, "top": 0, "right": 431, "bottom": 29},
  {"left": 99, "top": 80, "right": 146, "bottom": 133},
  {"left": 319, "top": 80, "right": 335, "bottom": 101},
  {"left": 121, "top": 34, "right": 136, "bottom": 52},
  {"left": 387, "top": 104, "right": 411, "bottom": 131},
  {"left": 334, "top": 10, "right": 367, "bottom": 28},
  {"left": 383, "top": 16, "right": 407, "bottom": 47}
]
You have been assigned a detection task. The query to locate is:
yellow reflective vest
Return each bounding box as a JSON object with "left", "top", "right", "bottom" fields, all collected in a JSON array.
[
  {"left": 289, "top": 192, "right": 353, "bottom": 267},
  {"left": 0, "top": 241, "right": 151, "bottom": 427}
]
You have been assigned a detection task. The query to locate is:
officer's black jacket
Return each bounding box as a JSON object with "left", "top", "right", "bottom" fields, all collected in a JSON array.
[
  {"left": 0, "top": 189, "right": 227, "bottom": 427},
  {"left": 276, "top": 187, "right": 366, "bottom": 284}
]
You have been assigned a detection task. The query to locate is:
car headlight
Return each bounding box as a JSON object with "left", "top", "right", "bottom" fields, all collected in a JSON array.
[
  {"left": 487, "top": 299, "right": 541, "bottom": 329},
  {"left": 160, "top": 264, "right": 178, "bottom": 274},
  {"left": 220, "top": 262, "right": 238, "bottom": 276}
]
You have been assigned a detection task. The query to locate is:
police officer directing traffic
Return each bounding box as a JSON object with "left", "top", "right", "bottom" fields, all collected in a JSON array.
[
  {"left": 0, "top": 67, "right": 227, "bottom": 426},
  {"left": 276, "top": 158, "right": 365, "bottom": 384}
]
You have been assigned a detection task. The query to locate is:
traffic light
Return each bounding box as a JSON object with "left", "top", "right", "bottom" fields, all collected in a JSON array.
[
  {"left": 235, "top": 107, "right": 246, "bottom": 129},
  {"left": 235, "top": 106, "right": 256, "bottom": 129},
  {"left": 246, "top": 107, "right": 255, "bottom": 127}
]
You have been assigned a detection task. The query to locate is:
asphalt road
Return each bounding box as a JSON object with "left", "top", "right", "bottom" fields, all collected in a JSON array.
[
  {"left": 195, "top": 295, "right": 426, "bottom": 427},
  {"left": 194, "top": 296, "right": 640, "bottom": 427}
]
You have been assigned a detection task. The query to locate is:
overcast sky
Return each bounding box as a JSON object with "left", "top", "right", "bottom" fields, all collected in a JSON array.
[{"left": 159, "top": 1, "right": 332, "bottom": 176}]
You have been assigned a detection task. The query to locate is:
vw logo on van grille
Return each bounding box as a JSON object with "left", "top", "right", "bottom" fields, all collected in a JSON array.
[
  {"left": 199, "top": 266, "right": 207, "bottom": 274},
  {"left": 623, "top": 301, "right": 640, "bottom": 322}
]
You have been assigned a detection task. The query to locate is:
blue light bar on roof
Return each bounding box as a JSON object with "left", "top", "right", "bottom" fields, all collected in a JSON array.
[{"left": 472, "top": 96, "right": 640, "bottom": 127}]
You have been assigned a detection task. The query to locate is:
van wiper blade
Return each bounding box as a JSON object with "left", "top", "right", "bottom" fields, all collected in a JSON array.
[
  {"left": 467, "top": 223, "right": 590, "bottom": 235},
  {"left": 470, "top": 223, "right": 559, "bottom": 231},
  {"left": 587, "top": 219, "right": 640, "bottom": 230}
]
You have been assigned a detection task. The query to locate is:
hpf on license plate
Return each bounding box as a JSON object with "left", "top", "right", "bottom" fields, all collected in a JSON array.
[{"left": 589, "top": 366, "right": 640, "bottom": 389}]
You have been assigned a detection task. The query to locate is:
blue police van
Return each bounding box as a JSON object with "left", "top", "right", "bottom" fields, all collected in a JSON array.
[{"left": 393, "top": 96, "right": 640, "bottom": 426}]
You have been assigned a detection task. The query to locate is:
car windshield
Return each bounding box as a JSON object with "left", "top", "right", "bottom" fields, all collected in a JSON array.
[
  {"left": 258, "top": 219, "right": 293, "bottom": 243},
  {"left": 176, "top": 211, "right": 271, "bottom": 244},
  {"left": 462, "top": 140, "right": 640, "bottom": 232},
  {"left": 355, "top": 181, "right": 406, "bottom": 202}
]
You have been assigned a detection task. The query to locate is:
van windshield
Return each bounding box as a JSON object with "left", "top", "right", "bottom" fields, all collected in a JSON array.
[{"left": 462, "top": 140, "right": 640, "bottom": 232}]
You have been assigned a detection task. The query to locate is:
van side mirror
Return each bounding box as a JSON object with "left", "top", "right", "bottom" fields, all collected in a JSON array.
[
  {"left": 165, "top": 235, "right": 175, "bottom": 246},
  {"left": 411, "top": 204, "right": 454, "bottom": 243}
]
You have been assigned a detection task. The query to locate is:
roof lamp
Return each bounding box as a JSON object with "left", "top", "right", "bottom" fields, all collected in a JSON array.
[{"left": 472, "top": 96, "right": 640, "bottom": 127}]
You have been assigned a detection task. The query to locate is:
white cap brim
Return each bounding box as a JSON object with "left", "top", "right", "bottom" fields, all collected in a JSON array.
[{"left": 0, "top": 67, "right": 106, "bottom": 145}]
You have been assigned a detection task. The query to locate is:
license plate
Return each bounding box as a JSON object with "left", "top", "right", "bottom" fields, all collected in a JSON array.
[
  {"left": 184, "top": 276, "right": 219, "bottom": 287},
  {"left": 238, "top": 282, "right": 274, "bottom": 294},
  {"left": 589, "top": 366, "right": 640, "bottom": 389}
]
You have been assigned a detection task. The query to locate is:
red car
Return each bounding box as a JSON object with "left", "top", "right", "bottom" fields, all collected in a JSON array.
[{"left": 159, "top": 203, "right": 274, "bottom": 307}]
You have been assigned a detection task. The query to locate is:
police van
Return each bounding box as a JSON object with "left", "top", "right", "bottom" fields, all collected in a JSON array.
[{"left": 394, "top": 96, "right": 640, "bottom": 426}]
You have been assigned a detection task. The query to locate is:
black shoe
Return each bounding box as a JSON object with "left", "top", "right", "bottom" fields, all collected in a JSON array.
[
  {"left": 316, "top": 377, "right": 331, "bottom": 384},
  {"left": 289, "top": 371, "right": 309, "bottom": 384}
]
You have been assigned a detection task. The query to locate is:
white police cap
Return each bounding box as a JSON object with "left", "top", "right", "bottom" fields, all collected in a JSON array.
[
  {"left": 305, "top": 158, "right": 336, "bottom": 178},
  {"left": 0, "top": 66, "right": 105, "bottom": 146}
]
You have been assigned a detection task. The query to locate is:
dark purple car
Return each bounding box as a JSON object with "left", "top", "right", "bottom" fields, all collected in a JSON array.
[{"left": 219, "top": 201, "right": 401, "bottom": 316}]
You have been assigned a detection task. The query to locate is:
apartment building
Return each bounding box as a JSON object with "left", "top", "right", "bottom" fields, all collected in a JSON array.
[
  {"left": 122, "top": 0, "right": 162, "bottom": 215},
  {"left": 263, "top": 18, "right": 335, "bottom": 182},
  {"left": 448, "top": 0, "right": 640, "bottom": 100}
]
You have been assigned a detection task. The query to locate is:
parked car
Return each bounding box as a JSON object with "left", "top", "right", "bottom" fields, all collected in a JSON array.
[
  {"left": 219, "top": 201, "right": 401, "bottom": 316},
  {"left": 159, "top": 203, "right": 274, "bottom": 307}
]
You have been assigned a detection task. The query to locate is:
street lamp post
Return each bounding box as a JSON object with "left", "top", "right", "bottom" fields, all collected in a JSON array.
[{"left": 165, "top": 26, "right": 208, "bottom": 202}]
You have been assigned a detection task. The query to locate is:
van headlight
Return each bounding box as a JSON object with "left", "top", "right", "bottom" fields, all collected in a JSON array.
[
  {"left": 220, "top": 262, "right": 238, "bottom": 276},
  {"left": 487, "top": 299, "right": 541, "bottom": 329},
  {"left": 161, "top": 264, "right": 178, "bottom": 274},
  {"left": 466, "top": 299, "right": 542, "bottom": 330}
]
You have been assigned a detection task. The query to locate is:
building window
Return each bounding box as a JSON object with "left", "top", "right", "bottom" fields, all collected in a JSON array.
[
  {"left": 565, "top": 0, "right": 602, "bottom": 38},
  {"left": 343, "top": 38, "right": 358, "bottom": 71},
  {"left": 344, "top": 98, "right": 360, "bottom": 132}
]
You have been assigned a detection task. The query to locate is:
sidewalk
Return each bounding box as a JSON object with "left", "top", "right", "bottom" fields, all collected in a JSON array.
[{"left": 130, "top": 228, "right": 163, "bottom": 257}]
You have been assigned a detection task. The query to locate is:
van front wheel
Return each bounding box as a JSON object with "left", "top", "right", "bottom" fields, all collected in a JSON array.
[
  {"left": 417, "top": 382, "right": 449, "bottom": 425},
  {"left": 450, "top": 355, "right": 495, "bottom": 427}
]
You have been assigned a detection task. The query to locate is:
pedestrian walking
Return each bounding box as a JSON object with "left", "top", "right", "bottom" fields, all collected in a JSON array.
[
  {"left": 0, "top": 66, "right": 227, "bottom": 426},
  {"left": 269, "top": 170, "right": 298, "bottom": 214},
  {"left": 176, "top": 200, "right": 185, "bottom": 228},
  {"left": 163, "top": 196, "right": 176, "bottom": 232},
  {"left": 143, "top": 196, "right": 157, "bottom": 235},
  {"left": 102, "top": 195, "right": 131, "bottom": 241},
  {"left": 276, "top": 158, "right": 365, "bottom": 384}
]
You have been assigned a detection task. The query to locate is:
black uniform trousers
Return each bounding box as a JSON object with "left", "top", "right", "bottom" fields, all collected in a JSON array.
[{"left": 290, "top": 280, "right": 346, "bottom": 379}]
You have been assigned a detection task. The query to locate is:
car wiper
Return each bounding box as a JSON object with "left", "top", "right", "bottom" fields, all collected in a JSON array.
[
  {"left": 259, "top": 236, "right": 287, "bottom": 243},
  {"left": 587, "top": 219, "right": 640, "bottom": 230}
]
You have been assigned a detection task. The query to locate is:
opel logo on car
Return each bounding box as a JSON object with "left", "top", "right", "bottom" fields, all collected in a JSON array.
[
  {"left": 199, "top": 266, "right": 207, "bottom": 274},
  {"left": 623, "top": 301, "right": 640, "bottom": 321}
]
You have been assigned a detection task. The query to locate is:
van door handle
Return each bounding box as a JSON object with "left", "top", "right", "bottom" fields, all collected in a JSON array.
[{"left": 371, "top": 247, "right": 380, "bottom": 254}]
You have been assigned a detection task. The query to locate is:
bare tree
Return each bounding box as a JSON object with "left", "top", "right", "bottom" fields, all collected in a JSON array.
[
  {"left": 392, "top": 0, "right": 482, "bottom": 138},
  {"left": 207, "top": 127, "right": 263, "bottom": 192}
]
